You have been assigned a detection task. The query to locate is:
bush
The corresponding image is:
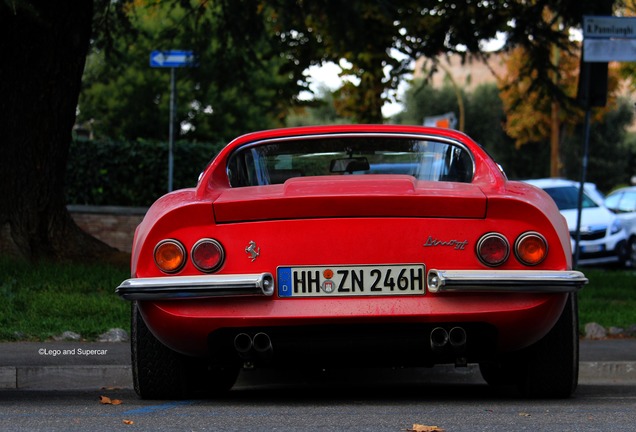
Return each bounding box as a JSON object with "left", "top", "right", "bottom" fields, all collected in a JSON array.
[{"left": 66, "top": 139, "right": 225, "bottom": 206}]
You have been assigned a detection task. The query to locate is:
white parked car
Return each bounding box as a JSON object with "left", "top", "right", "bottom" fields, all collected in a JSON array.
[
  {"left": 525, "top": 179, "right": 628, "bottom": 266},
  {"left": 604, "top": 185, "right": 636, "bottom": 267}
]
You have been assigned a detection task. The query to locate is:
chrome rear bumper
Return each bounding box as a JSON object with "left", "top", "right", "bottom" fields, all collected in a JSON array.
[
  {"left": 116, "top": 269, "right": 587, "bottom": 300},
  {"left": 427, "top": 269, "right": 588, "bottom": 293},
  {"left": 116, "top": 273, "right": 274, "bottom": 300}
]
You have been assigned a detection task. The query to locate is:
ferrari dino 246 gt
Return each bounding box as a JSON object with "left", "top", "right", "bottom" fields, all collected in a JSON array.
[{"left": 117, "top": 125, "right": 587, "bottom": 399}]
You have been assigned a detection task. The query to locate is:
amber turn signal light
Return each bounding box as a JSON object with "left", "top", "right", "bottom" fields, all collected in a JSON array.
[
  {"left": 154, "top": 240, "right": 186, "bottom": 273},
  {"left": 515, "top": 232, "right": 548, "bottom": 266}
]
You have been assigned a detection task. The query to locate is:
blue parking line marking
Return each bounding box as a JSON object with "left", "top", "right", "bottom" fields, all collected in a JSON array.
[{"left": 121, "top": 400, "right": 193, "bottom": 415}]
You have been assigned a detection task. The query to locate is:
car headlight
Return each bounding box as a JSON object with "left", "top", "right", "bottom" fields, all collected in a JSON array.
[{"left": 610, "top": 219, "right": 623, "bottom": 235}]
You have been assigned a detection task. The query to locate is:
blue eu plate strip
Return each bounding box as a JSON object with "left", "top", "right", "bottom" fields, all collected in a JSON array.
[{"left": 277, "top": 267, "right": 292, "bottom": 297}]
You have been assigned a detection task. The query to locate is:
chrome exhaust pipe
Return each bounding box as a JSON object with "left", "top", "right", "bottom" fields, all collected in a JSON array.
[
  {"left": 430, "top": 327, "right": 449, "bottom": 351},
  {"left": 449, "top": 327, "right": 467, "bottom": 367},
  {"left": 252, "top": 332, "right": 273, "bottom": 354},
  {"left": 234, "top": 333, "right": 253, "bottom": 358},
  {"left": 449, "top": 327, "right": 467, "bottom": 348}
]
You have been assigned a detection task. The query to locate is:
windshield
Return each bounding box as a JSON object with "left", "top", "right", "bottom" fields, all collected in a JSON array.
[
  {"left": 542, "top": 186, "right": 598, "bottom": 211},
  {"left": 227, "top": 136, "right": 474, "bottom": 187}
]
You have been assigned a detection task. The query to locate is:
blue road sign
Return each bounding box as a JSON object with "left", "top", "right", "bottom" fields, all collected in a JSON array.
[{"left": 150, "top": 50, "right": 195, "bottom": 68}]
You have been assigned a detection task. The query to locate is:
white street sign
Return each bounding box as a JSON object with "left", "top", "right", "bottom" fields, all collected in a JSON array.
[
  {"left": 583, "top": 16, "right": 636, "bottom": 39},
  {"left": 584, "top": 39, "right": 636, "bottom": 62},
  {"left": 583, "top": 16, "right": 636, "bottom": 62}
]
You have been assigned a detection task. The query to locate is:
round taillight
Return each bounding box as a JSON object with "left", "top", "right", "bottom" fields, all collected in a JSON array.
[
  {"left": 192, "top": 239, "right": 225, "bottom": 273},
  {"left": 476, "top": 233, "right": 510, "bottom": 267},
  {"left": 154, "top": 240, "right": 186, "bottom": 273},
  {"left": 515, "top": 232, "right": 548, "bottom": 266}
]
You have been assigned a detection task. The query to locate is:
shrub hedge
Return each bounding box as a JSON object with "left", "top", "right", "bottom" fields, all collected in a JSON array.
[{"left": 66, "top": 139, "right": 225, "bottom": 207}]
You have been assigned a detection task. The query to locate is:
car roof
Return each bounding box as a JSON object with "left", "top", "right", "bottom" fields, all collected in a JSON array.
[
  {"left": 523, "top": 178, "right": 580, "bottom": 188},
  {"left": 608, "top": 185, "right": 636, "bottom": 195}
]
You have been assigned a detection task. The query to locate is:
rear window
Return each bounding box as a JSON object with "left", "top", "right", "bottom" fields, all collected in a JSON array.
[
  {"left": 227, "top": 136, "right": 474, "bottom": 187},
  {"left": 543, "top": 186, "right": 598, "bottom": 210},
  {"left": 606, "top": 191, "right": 636, "bottom": 213}
]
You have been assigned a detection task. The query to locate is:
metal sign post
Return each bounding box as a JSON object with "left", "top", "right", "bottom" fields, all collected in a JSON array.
[
  {"left": 150, "top": 50, "right": 196, "bottom": 192},
  {"left": 574, "top": 63, "right": 591, "bottom": 267}
]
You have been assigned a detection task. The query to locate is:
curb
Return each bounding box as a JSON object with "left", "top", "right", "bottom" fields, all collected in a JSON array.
[
  {"left": 579, "top": 361, "right": 636, "bottom": 384},
  {"left": 2, "top": 362, "right": 635, "bottom": 391},
  {"left": 0, "top": 366, "right": 131, "bottom": 390}
]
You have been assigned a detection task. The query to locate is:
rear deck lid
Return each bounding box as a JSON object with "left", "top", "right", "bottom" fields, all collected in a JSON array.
[{"left": 213, "top": 175, "right": 487, "bottom": 222}]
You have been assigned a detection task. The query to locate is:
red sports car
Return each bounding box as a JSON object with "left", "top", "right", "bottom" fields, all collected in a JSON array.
[{"left": 117, "top": 124, "right": 587, "bottom": 399}]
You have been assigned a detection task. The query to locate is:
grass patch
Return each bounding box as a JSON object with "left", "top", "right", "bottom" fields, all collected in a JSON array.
[
  {"left": 578, "top": 267, "right": 636, "bottom": 331},
  {"left": 0, "top": 257, "right": 633, "bottom": 341},
  {"left": 0, "top": 257, "right": 130, "bottom": 341}
]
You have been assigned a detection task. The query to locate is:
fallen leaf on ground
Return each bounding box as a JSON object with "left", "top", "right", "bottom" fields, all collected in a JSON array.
[
  {"left": 408, "top": 424, "right": 446, "bottom": 432},
  {"left": 99, "top": 395, "right": 122, "bottom": 405},
  {"left": 123, "top": 419, "right": 134, "bottom": 425}
]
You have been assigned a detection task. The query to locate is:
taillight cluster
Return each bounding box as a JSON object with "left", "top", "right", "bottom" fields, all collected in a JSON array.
[
  {"left": 476, "top": 232, "right": 547, "bottom": 267},
  {"left": 153, "top": 238, "right": 225, "bottom": 274}
]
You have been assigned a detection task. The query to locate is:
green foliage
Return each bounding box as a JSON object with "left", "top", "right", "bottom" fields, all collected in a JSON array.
[
  {"left": 394, "top": 81, "right": 635, "bottom": 185},
  {"left": 80, "top": 0, "right": 300, "bottom": 142},
  {"left": 80, "top": 55, "right": 167, "bottom": 140},
  {"left": 285, "top": 87, "right": 349, "bottom": 127},
  {"left": 66, "top": 139, "right": 224, "bottom": 206},
  {"left": 561, "top": 99, "right": 636, "bottom": 193},
  {"left": 396, "top": 82, "right": 461, "bottom": 127},
  {"left": 0, "top": 257, "right": 130, "bottom": 341},
  {"left": 395, "top": 81, "right": 539, "bottom": 178}
]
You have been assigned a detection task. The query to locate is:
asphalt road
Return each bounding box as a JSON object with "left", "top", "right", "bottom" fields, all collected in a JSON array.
[
  {"left": 1, "top": 383, "right": 635, "bottom": 431},
  {"left": 3, "top": 338, "right": 636, "bottom": 391},
  {"left": 2, "top": 339, "right": 636, "bottom": 431}
]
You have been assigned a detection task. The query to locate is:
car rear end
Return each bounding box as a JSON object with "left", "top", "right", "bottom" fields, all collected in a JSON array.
[
  {"left": 121, "top": 175, "right": 581, "bottom": 367},
  {"left": 118, "top": 126, "right": 587, "bottom": 398}
]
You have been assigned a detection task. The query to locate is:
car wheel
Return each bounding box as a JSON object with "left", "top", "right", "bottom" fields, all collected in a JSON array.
[
  {"left": 478, "top": 358, "right": 516, "bottom": 388},
  {"left": 627, "top": 237, "right": 636, "bottom": 268},
  {"left": 516, "top": 293, "right": 579, "bottom": 398},
  {"left": 131, "top": 302, "right": 239, "bottom": 399},
  {"left": 480, "top": 293, "right": 579, "bottom": 398}
]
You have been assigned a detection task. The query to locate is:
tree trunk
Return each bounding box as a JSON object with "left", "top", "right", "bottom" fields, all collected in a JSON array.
[{"left": 0, "top": 1, "right": 117, "bottom": 262}]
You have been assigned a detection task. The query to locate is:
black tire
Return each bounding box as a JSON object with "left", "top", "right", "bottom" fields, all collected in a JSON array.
[
  {"left": 480, "top": 293, "right": 579, "bottom": 398},
  {"left": 627, "top": 237, "right": 636, "bottom": 268},
  {"left": 131, "top": 302, "right": 239, "bottom": 399},
  {"left": 479, "top": 358, "right": 516, "bottom": 388}
]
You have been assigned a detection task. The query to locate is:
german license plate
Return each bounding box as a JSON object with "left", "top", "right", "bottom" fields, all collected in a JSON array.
[{"left": 277, "top": 265, "right": 425, "bottom": 297}]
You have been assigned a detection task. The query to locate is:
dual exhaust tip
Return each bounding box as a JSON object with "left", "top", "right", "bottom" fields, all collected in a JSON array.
[
  {"left": 430, "top": 326, "right": 467, "bottom": 351},
  {"left": 234, "top": 327, "right": 467, "bottom": 362},
  {"left": 234, "top": 332, "right": 272, "bottom": 358}
]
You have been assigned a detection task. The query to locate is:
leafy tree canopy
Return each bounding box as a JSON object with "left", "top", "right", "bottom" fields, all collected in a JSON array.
[
  {"left": 2, "top": 0, "right": 630, "bottom": 262},
  {"left": 81, "top": 0, "right": 303, "bottom": 142},
  {"left": 82, "top": 0, "right": 619, "bottom": 136},
  {"left": 396, "top": 81, "right": 635, "bottom": 187}
]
